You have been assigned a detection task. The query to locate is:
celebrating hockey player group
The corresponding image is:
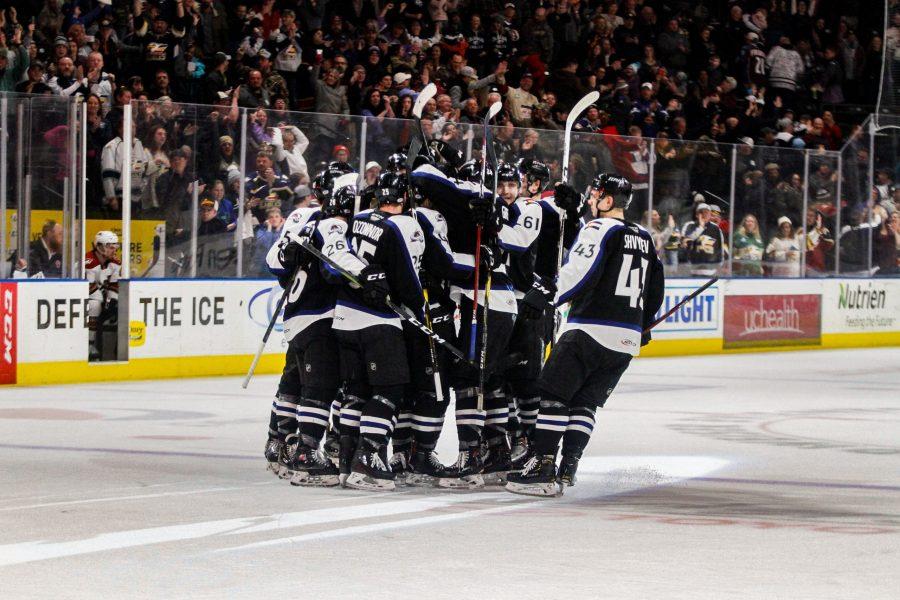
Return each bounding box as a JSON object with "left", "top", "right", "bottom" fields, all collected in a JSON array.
[{"left": 258, "top": 92, "right": 665, "bottom": 497}]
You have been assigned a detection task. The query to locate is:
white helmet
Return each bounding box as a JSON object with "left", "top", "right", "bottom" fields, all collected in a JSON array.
[{"left": 94, "top": 230, "right": 119, "bottom": 246}]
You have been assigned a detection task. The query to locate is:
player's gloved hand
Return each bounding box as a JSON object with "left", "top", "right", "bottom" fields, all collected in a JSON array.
[
  {"left": 419, "top": 268, "right": 438, "bottom": 292},
  {"left": 469, "top": 193, "right": 496, "bottom": 226},
  {"left": 479, "top": 244, "right": 498, "bottom": 271},
  {"left": 641, "top": 330, "right": 651, "bottom": 347},
  {"left": 279, "top": 238, "right": 309, "bottom": 272},
  {"left": 360, "top": 264, "right": 390, "bottom": 307},
  {"left": 520, "top": 276, "right": 556, "bottom": 320},
  {"left": 553, "top": 182, "right": 581, "bottom": 214}
]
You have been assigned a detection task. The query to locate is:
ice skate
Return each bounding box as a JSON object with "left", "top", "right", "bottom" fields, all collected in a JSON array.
[
  {"left": 338, "top": 434, "right": 356, "bottom": 486},
  {"left": 323, "top": 430, "right": 341, "bottom": 467},
  {"left": 437, "top": 448, "right": 484, "bottom": 489},
  {"left": 505, "top": 454, "right": 560, "bottom": 497},
  {"left": 276, "top": 439, "right": 298, "bottom": 480},
  {"left": 557, "top": 452, "right": 581, "bottom": 495},
  {"left": 389, "top": 450, "right": 410, "bottom": 486},
  {"left": 288, "top": 445, "right": 340, "bottom": 487},
  {"left": 345, "top": 444, "right": 395, "bottom": 491},
  {"left": 481, "top": 439, "right": 512, "bottom": 485},
  {"left": 264, "top": 438, "right": 283, "bottom": 475},
  {"left": 406, "top": 450, "right": 449, "bottom": 486}
]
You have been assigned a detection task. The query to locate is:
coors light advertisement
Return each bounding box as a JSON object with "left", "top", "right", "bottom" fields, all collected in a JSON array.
[{"left": 723, "top": 294, "right": 822, "bottom": 349}]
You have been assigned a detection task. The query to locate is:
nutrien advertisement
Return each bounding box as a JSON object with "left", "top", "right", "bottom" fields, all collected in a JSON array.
[{"left": 723, "top": 294, "right": 822, "bottom": 349}]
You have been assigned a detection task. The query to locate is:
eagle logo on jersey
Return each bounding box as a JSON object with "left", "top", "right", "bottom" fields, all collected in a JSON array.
[{"left": 696, "top": 234, "right": 717, "bottom": 254}]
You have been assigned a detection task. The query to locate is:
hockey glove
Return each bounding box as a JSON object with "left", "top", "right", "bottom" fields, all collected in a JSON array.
[
  {"left": 360, "top": 264, "right": 390, "bottom": 308},
  {"left": 469, "top": 194, "right": 496, "bottom": 227},
  {"left": 553, "top": 182, "right": 581, "bottom": 215},
  {"left": 479, "top": 244, "right": 499, "bottom": 271},
  {"left": 279, "top": 238, "right": 310, "bottom": 273},
  {"left": 520, "top": 276, "right": 556, "bottom": 320}
]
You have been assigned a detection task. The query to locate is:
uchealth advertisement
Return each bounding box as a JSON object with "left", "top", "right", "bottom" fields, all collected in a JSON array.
[
  {"left": 723, "top": 294, "right": 822, "bottom": 349},
  {"left": 824, "top": 280, "right": 900, "bottom": 333},
  {"left": 652, "top": 281, "right": 719, "bottom": 334},
  {"left": 1, "top": 282, "right": 16, "bottom": 384}
]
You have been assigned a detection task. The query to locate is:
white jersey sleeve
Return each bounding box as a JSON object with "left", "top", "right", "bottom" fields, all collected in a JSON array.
[{"left": 498, "top": 198, "right": 542, "bottom": 253}]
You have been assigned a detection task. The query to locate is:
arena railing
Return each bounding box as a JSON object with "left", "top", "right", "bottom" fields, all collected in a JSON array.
[{"left": 2, "top": 92, "right": 891, "bottom": 281}]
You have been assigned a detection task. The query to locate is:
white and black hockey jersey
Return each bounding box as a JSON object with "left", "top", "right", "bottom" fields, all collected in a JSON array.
[
  {"left": 410, "top": 164, "right": 540, "bottom": 314},
  {"left": 682, "top": 220, "right": 725, "bottom": 274},
  {"left": 414, "top": 206, "right": 475, "bottom": 289},
  {"left": 266, "top": 207, "right": 364, "bottom": 342},
  {"left": 333, "top": 210, "right": 426, "bottom": 332},
  {"left": 555, "top": 218, "right": 665, "bottom": 356}
]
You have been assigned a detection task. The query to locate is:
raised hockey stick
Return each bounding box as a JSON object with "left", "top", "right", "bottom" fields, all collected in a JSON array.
[
  {"left": 643, "top": 277, "right": 718, "bottom": 333},
  {"left": 468, "top": 101, "right": 503, "bottom": 362},
  {"left": 549, "top": 91, "right": 600, "bottom": 353},
  {"left": 409, "top": 84, "right": 445, "bottom": 401},
  {"left": 299, "top": 239, "right": 472, "bottom": 363}
]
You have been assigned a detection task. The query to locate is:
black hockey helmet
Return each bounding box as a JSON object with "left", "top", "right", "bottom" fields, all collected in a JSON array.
[
  {"left": 328, "top": 160, "right": 354, "bottom": 175},
  {"left": 590, "top": 172, "right": 633, "bottom": 209},
  {"left": 457, "top": 159, "right": 494, "bottom": 184},
  {"left": 386, "top": 151, "right": 408, "bottom": 173},
  {"left": 495, "top": 161, "right": 520, "bottom": 184},
  {"left": 323, "top": 184, "right": 357, "bottom": 218},
  {"left": 519, "top": 158, "right": 551, "bottom": 192},
  {"left": 374, "top": 171, "right": 407, "bottom": 206},
  {"left": 311, "top": 169, "right": 336, "bottom": 203}
]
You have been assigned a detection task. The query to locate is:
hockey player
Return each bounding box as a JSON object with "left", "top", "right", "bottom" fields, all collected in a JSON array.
[
  {"left": 506, "top": 173, "right": 665, "bottom": 497},
  {"left": 261, "top": 166, "right": 356, "bottom": 483},
  {"left": 410, "top": 158, "right": 541, "bottom": 488},
  {"left": 86, "top": 231, "right": 121, "bottom": 360},
  {"left": 332, "top": 176, "right": 427, "bottom": 491}
]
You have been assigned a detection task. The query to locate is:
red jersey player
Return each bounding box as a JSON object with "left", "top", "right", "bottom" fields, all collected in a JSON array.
[{"left": 86, "top": 231, "right": 121, "bottom": 360}]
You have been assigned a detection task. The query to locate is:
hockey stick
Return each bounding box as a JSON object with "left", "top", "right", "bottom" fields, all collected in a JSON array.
[
  {"left": 643, "top": 277, "right": 718, "bottom": 333},
  {"left": 299, "top": 239, "right": 471, "bottom": 363},
  {"left": 548, "top": 91, "right": 600, "bottom": 354},
  {"left": 241, "top": 216, "right": 321, "bottom": 388},
  {"left": 409, "top": 84, "right": 445, "bottom": 402},
  {"left": 468, "top": 101, "right": 503, "bottom": 362}
]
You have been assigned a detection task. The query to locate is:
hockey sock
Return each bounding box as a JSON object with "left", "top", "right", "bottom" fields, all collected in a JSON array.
[
  {"left": 296, "top": 392, "right": 331, "bottom": 449},
  {"left": 411, "top": 391, "right": 445, "bottom": 450},
  {"left": 339, "top": 394, "right": 364, "bottom": 445},
  {"left": 516, "top": 396, "right": 541, "bottom": 439},
  {"left": 562, "top": 406, "right": 596, "bottom": 458},
  {"left": 532, "top": 395, "right": 569, "bottom": 456},
  {"left": 329, "top": 396, "right": 342, "bottom": 434},
  {"left": 393, "top": 410, "right": 413, "bottom": 455},
  {"left": 506, "top": 396, "right": 521, "bottom": 439},
  {"left": 360, "top": 386, "right": 403, "bottom": 449},
  {"left": 454, "top": 387, "right": 485, "bottom": 450},
  {"left": 267, "top": 402, "right": 279, "bottom": 440},
  {"left": 274, "top": 393, "right": 299, "bottom": 442},
  {"left": 483, "top": 388, "right": 509, "bottom": 443}
]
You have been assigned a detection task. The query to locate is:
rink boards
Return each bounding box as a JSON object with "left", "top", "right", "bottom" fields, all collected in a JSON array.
[{"left": 1, "top": 277, "right": 898, "bottom": 386}]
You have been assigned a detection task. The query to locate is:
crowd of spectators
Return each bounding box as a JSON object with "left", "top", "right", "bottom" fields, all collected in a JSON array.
[{"left": 1, "top": 0, "right": 898, "bottom": 277}]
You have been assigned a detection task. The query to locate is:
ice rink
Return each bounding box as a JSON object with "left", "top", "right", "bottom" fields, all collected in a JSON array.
[{"left": 1, "top": 348, "right": 898, "bottom": 599}]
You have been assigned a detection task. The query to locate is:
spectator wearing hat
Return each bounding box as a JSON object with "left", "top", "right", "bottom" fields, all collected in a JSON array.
[
  {"left": 203, "top": 51, "right": 230, "bottom": 104},
  {"left": 292, "top": 184, "right": 316, "bottom": 210},
  {"left": 198, "top": 197, "right": 227, "bottom": 237},
  {"left": 245, "top": 150, "right": 291, "bottom": 224},
  {"left": 156, "top": 147, "right": 194, "bottom": 245},
  {"left": 256, "top": 49, "right": 289, "bottom": 102},
  {"left": 547, "top": 58, "right": 587, "bottom": 111},
  {"left": 507, "top": 71, "right": 538, "bottom": 126},
  {"left": 133, "top": 0, "right": 187, "bottom": 82},
  {"left": 362, "top": 161, "right": 382, "bottom": 191},
  {"left": 681, "top": 201, "right": 725, "bottom": 276},
  {"left": 15, "top": 61, "right": 51, "bottom": 94},
  {"left": 766, "top": 37, "right": 804, "bottom": 110},
  {"left": 766, "top": 216, "right": 802, "bottom": 277}
]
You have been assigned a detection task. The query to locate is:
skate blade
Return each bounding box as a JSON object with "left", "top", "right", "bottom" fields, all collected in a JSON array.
[
  {"left": 266, "top": 462, "right": 280, "bottom": 474},
  {"left": 482, "top": 471, "right": 508, "bottom": 486},
  {"left": 504, "top": 481, "right": 560, "bottom": 497},
  {"left": 277, "top": 467, "right": 294, "bottom": 480},
  {"left": 436, "top": 474, "right": 485, "bottom": 490},
  {"left": 405, "top": 474, "right": 438, "bottom": 487},
  {"left": 345, "top": 472, "right": 395, "bottom": 491},
  {"left": 290, "top": 473, "right": 340, "bottom": 487}
]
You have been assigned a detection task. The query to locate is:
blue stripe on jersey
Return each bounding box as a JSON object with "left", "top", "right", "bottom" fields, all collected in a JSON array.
[
  {"left": 566, "top": 317, "right": 643, "bottom": 333},
  {"left": 558, "top": 223, "right": 625, "bottom": 305}
]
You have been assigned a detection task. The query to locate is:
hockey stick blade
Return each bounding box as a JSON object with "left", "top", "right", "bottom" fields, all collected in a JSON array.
[
  {"left": 299, "top": 240, "right": 472, "bottom": 364},
  {"left": 644, "top": 277, "right": 719, "bottom": 333},
  {"left": 412, "top": 83, "right": 437, "bottom": 119},
  {"left": 562, "top": 91, "right": 600, "bottom": 182}
]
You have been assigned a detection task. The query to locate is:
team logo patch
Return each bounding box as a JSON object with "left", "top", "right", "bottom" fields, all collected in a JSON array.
[
  {"left": 305, "top": 363, "right": 312, "bottom": 373},
  {"left": 369, "top": 362, "right": 377, "bottom": 372}
]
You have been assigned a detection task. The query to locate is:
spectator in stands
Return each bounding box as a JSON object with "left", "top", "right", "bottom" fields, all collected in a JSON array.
[
  {"left": 766, "top": 216, "right": 802, "bottom": 277},
  {"left": 27, "top": 220, "right": 63, "bottom": 278},
  {"left": 804, "top": 208, "right": 836, "bottom": 276},
  {"left": 733, "top": 214, "right": 765, "bottom": 276},
  {"left": 142, "top": 125, "right": 171, "bottom": 213},
  {"left": 271, "top": 125, "right": 310, "bottom": 183},
  {"left": 0, "top": 24, "right": 29, "bottom": 92},
  {"left": 198, "top": 197, "right": 227, "bottom": 237},
  {"left": 156, "top": 148, "right": 193, "bottom": 246},
  {"left": 252, "top": 207, "right": 284, "bottom": 277},
  {"left": 766, "top": 36, "right": 805, "bottom": 109},
  {"left": 101, "top": 113, "right": 149, "bottom": 217}
]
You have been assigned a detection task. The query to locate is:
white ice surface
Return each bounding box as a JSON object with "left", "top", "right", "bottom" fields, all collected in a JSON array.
[{"left": 0, "top": 348, "right": 898, "bottom": 599}]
